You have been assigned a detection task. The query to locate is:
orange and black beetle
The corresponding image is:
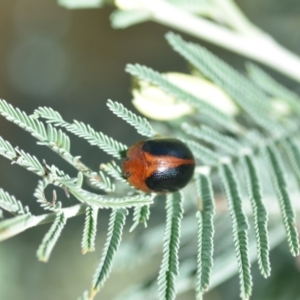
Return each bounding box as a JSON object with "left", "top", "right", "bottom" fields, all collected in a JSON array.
[{"left": 122, "top": 138, "right": 195, "bottom": 193}]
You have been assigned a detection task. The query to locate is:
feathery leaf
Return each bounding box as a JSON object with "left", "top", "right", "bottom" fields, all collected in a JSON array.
[
  {"left": 242, "top": 154, "right": 270, "bottom": 277},
  {"left": 165, "top": 33, "right": 285, "bottom": 135},
  {"left": 0, "top": 136, "right": 16, "bottom": 160},
  {"left": 107, "top": 99, "right": 155, "bottom": 137},
  {"left": 0, "top": 188, "right": 28, "bottom": 215},
  {"left": 36, "top": 211, "right": 67, "bottom": 262},
  {"left": 184, "top": 140, "right": 220, "bottom": 165},
  {"left": 34, "top": 179, "right": 62, "bottom": 211},
  {"left": 195, "top": 173, "right": 215, "bottom": 298},
  {"left": 89, "top": 171, "right": 115, "bottom": 193},
  {"left": 158, "top": 192, "right": 184, "bottom": 300},
  {"left": 67, "top": 120, "right": 127, "bottom": 159},
  {"left": 219, "top": 163, "right": 252, "bottom": 299},
  {"left": 264, "top": 144, "right": 300, "bottom": 256},
  {"left": 281, "top": 137, "right": 300, "bottom": 186},
  {"left": 91, "top": 209, "right": 127, "bottom": 294},
  {"left": 82, "top": 205, "right": 99, "bottom": 254},
  {"left": 60, "top": 177, "right": 154, "bottom": 209},
  {"left": 126, "top": 64, "right": 238, "bottom": 132},
  {"left": 183, "top": 123, "right": 243, "bottom": 155},
  {"left": 129, "top": 204, "right": 150, "bottom": 232},
  {"left": 246, "top": 63, "right": 300, "bottom": 113}
]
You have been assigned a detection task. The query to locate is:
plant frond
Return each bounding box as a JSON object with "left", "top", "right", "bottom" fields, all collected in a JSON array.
[
  {"left": 36, "top": 211, "right": 67, "bottom": 262},
  {"left": 281, "top": 137, "right": 300, "bottom": 185},
  {"left": 67, "top": 120, "right": 127, "bottom": 159},
  {"left": 184, "top": 140, "right": 220, "bottom": 165},
  {"left": 91, "top": 209, "right": 128, "bottom": 295},
  {"left": 100, "top": 161, "right": 129, "bottom": 184},
  {"left": 33, "top": 106, "right": 67, "bottom": 127},
  {"left": 129, "top": 204, "right": 150, "bottom": 232},
  {"left": 0, "top": 209, "right": 3, "bottom": 220},
  {"left": 158, "top": 192, "right": 184, "bottom": 300},
  {"left": 0, "top": 100, "right": 74, "bottom": 163},
  {"left": 59, "top": 177, "right": 154, "bottom": 208},
  {"left": 246, "top": 63, "right": 300, "bottom": 113},
  {"left": 125, "top": 64, "right": 238, "bottom": 132},
  {"left": 0, "top": 99, "right": 47, "bottom": 141},
  {"left": 219, "top": 163, "right": 252, "bottom": 299},
  {"left": 183, "top": 123, "right": 243, "bottom": 155},
  {"left": 13, "top": 148, "right": 45, "bottom": 176},
  {"left": 242, "top": 154, "right": 270, "bottom": 278},
  {"left": 264, "top": 144, "right": 300, "bottom": 256},
  {"left": 34, "top": 179, "right": 62, "bottom": 212},
  {"left": 89, "top": 171, "right": 115, "bottom": 193},
  {"left": 39, "top": 123, "right": 71, "bottom": 152},
  {"left": 0, "top": 136, "right": 16, "bottom": 160},
  {"left": 195, "top": 173, "right": 215, "bottom": 298},
  {"left": 107, "top": 99, "right": 156, "bottom": 137},
  {"left": 0, "top": 188, "right": 29, "bottom": 215},
  {"left": 165, "top": 33, "right": 285, "bottom": 135},
  {"left": 81, "top": 205, "right": 99, "bottom": 254}
]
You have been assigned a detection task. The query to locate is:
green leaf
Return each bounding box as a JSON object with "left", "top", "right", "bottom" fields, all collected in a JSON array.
[
  {"left": 81, "top": 205, "right": 99, "bottom": 254},
  {"left": 0, "top": 136, "right": 16, "bottom": 160},
  {"left": 183, "top": 123, "right": 243, "bottom": 155},
  {"left": 91, "top": 209, "right": 127, "bottom": 294},
  {"left": 34, "top": 179, "right": 62, "bottom": 211},
  {"left": 246, "top": 63, "right": 300, "bottom": 114},
  {"left": 242, "top": 154, "right": 270, "bottom": 277},
  {"left": 126, "top": 64, "right": 238, "bottom": 132},
  {"left": 129, "top": 204, "right": 151, "bottom": 232},
  {"left": 0, "top": 188, "right": 28, "bottom": 215},
  {"left": 89, "top": 171, "right": 115, "bottom": 193},
  {"left": 195, "top": 173, "right": 215, "bottom": 298},
  {"left": 264, "top": 144, "right": 300, "bottom": 256},
  {"left": 158, "top": 192, "right": 184, "bottom": 300},
  {"left": 36, "top": 211, "right": 67, "bottom": 262},
  {"left": 107, "top": 99, "right": 155, "bottom": 137},
  {"left": 184, "top": 140, "right": 220, "bottom": 165},
  {"left": 67, "top": 120, "right": 127, "bottom": 159},
  {"left": 165, "top": 33, "right": 285, "bottom": 135},
  {"left": 219, "top": 163, "right": 252, "bottom": 299},
  {"left": 60, "top": 177, "right": 154, "bottom": 209}
]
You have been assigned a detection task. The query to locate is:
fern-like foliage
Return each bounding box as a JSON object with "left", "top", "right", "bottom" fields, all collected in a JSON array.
[
  {"left": 34, "top": 106, "right": 127, "bottom": 159},
  {"left": 195, "top": 172, "right": 215, "bottom": 299},
  {"left": 0, "top": 136, "right": 16, "bottom": 160},
  {"left": 36, "top": 211, "right": 67, "bottom": 262},
  {"left": 219, "top": 163, "right": 252, "bottom": 299},
  {"left": 129, "top": 204, "right": 150, "bottom": 232},
  {"left": 242, "top": 154, "right": 270, "bottom": 278},
  {"left": 89, "top": 171, "right": 115, "bottom": 193},
  {"left": 125, "top": 64, "right": 239, "bottom": 132},
  {"left": 91, "top": 209, "right": 127, "bottom": 297},
  {"left": 246, "top": 63, "right": 300, "bottom": 114},
  {"left": 158, "top": 192, "right": 183, "bottom": 300},
  {"left": 281, "top": 137, "right": 300, "bottom": 185},
  {"left": 107, "top": 99, "right": 156, "bottom": 137},
  {"left": 67, "top": 120, "right": 127, "bottom": 159},
  {"left": 165, "top": 33, "right": 285, "bottom": 135},
  {"left": 0, "top": 188, "right": 29, "bottom": 215},
  {"left": 81, "top": 205, "right": 99, "bottom": 254},
  {"left": 264, "top": 144, "right": 300, "bottom": 256},
  {"left": 183, "top": 123, "right": 243, "bottom": 155},
  {"left": 60, "top": 177, "right": 153, "bottom": 209},
  {"left": 34, "top": 179, "right": 62, "bottom": 212}
]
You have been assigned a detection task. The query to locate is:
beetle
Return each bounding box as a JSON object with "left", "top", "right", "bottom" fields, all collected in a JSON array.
[{"left": 122, "top": 137, "right": 195, "bottom": 193}]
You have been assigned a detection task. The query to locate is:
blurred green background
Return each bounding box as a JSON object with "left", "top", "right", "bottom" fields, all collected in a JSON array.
[{"left": 1, "top": 1, "right": 300, "bottom": 299}]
